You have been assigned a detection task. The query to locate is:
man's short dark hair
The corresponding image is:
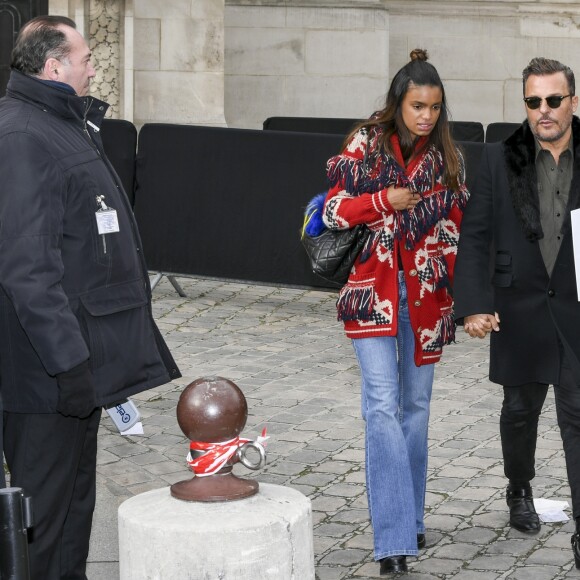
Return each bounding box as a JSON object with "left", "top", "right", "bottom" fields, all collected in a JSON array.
[
  {"left": 522, "top": 57, "right": 575, "bottom": 96},
  {"left": 11, "top": 15, "right": 77, "bottom": 75}
]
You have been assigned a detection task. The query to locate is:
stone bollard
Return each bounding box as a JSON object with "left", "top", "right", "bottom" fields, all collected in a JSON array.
[{"left": 118, "top": 377, "right": 315, "bottom": 580}]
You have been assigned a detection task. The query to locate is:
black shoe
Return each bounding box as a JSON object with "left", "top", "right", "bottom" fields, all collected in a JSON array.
[
  {"left": 417, "top": 533, "right": 426, "bottom": 549},
  {"left": 379, "top": 555, "right": 407, "bottom": 574},
  {"left": 572, "top": 533, "right": 580, "bottom": 569},
  {"left": 506, "top": 484, "right": 541, "bottom": 534}
]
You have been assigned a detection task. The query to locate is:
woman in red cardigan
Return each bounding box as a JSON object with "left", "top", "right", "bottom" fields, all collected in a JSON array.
[{"left": 323, "top": 49, "right": 469, "bottom": 575}]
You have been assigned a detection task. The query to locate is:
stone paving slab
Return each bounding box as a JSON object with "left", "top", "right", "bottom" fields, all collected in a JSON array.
[{"left": 4, "top": 275, "right": 576, "bottom": 579}]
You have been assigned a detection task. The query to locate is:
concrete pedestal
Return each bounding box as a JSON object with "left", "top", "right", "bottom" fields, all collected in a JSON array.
[{"left": 118, "top": 482, "right": 314, "bottom": 580}]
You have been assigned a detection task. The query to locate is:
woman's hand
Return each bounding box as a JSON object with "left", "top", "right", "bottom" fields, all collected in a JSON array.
[{"left": 386, "top": 187, "right": 421, "bottom": 211}]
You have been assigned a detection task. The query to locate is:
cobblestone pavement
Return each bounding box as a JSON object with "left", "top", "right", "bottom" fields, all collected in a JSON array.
[{"left": 82, "top": 275, "right": 577, "bottom": 579}]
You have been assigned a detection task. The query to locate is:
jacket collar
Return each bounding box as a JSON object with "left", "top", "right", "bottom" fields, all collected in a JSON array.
[
  {"left": 5, "top": 69, "right": 108, "bottom": 127},
  {"left": 504, "top": 115, "right": 580, "bottom": 240}
]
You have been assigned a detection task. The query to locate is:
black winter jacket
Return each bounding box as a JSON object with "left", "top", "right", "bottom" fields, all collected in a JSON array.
[
  {"left": 0, "top": 70, "right": 180, "bottom": 412},
  {"left": 454, "top": 117, "right": 580, "bottom": 386}
]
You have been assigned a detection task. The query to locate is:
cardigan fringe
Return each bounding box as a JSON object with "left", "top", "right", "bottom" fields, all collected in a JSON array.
[
  {"left": 324, "top": 125, "right": 468, "bottom": 363},
  {"left": 327, "top": 131, "right": 469, "bottom": 252},
  {"left": 438, "top": 310, "right": 456, "bottom": 347},
  {"left": 337, "top": 281, "right": 375, "bottom": 321}
]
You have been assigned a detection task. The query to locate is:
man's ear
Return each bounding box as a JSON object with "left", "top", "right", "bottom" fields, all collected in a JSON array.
[
  {"left": 572, "top": 94, "right": 579, "bottom": 114},
  {"left": 41, "top": 57, "right": 60, "bottom": 81}
]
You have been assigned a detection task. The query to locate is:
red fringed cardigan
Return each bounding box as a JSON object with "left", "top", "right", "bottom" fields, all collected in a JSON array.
[{"left": 323, "top": 126, "right": 469, "bottom": 366}]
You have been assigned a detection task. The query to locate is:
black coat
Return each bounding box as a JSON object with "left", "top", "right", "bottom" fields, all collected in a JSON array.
[
  {"left": 0, "top": 71, "right": 180, "bottom": 412},
  {"left": 454, "top": 117, "right": 580, "bottom": 386}
]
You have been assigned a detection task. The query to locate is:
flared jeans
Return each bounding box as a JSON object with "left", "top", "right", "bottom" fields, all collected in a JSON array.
[{"left": 352, "top": 273, "right": 434, "bottom": 560}]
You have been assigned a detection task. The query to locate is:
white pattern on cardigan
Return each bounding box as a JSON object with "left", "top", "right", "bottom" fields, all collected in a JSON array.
[{"left": 323, "top": 125, "right": 469, "bottom": 364}]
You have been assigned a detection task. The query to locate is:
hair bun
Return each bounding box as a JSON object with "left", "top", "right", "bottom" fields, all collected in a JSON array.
[{"left": 410, "top": 49, "right": 429, "bottom": 62}]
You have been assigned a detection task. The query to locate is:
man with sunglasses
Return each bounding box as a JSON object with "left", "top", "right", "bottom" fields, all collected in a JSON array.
[{"left": 454, "top": 57, "right": 580, "bottom": 567}]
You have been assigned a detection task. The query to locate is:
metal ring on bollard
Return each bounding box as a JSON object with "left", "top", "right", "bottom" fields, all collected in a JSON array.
[{"left": 237, "top": 441, "right": 267, "bottom": 470}]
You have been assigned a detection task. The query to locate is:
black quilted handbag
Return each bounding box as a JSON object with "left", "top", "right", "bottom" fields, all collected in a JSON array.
[{"left": 302, "top": 224, "right": 370, "bottom": 285}]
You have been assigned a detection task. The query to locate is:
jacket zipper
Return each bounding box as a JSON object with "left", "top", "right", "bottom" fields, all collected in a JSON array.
[
  {"left": 82, "top": 98, "right": 110, "bottom": 258},
  {"left": 79, "top": 98, "right": 148, "bottom": 292}
]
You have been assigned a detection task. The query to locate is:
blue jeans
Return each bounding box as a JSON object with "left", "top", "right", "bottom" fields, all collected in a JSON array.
[{"left": 352, "top": 273, "right": 434, "bottom": 560}]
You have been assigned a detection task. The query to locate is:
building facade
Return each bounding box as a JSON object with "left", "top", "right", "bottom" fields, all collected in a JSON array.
[{"left": 43, "top": 0, "right": 580, "bottom": 129}]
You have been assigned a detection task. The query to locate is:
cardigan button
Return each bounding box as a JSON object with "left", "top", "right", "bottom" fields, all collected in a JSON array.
[
  {"left": 548, "top": 289, "right": 555, "bottom": 297},
  {"left": 409, "top": 269, "right": 418, "bottom": 276},
  {"left": 414, "top": 300, "right": 422, "bottom": 307}
]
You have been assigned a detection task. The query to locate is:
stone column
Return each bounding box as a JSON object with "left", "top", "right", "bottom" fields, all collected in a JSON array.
[{"left": 88, "top": 0, "right": 122, "bottom": 119}]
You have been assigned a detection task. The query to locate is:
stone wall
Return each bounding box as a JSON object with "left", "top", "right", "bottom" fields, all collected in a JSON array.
[
  {"left": 132, "top": 0, "right": 226, "bottom": 127},
  {"left": 385, "top": 0, "right": 580, "bottom": 126},
  {"left": 224, "top": 0, "right": 389, "bottom": 129},
  {"left": 50, "top": 0, "right": 226, "bottom": 126},
  {"left": 48, "top": 0, "right": 580, "bottom": 129}
]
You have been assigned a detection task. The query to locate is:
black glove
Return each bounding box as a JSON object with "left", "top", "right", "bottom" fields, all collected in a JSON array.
[{"left": 56, "top": 360, "right": 97, "bottom": 419}]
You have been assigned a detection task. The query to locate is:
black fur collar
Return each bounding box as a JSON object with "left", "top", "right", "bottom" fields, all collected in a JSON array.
[{"left": 504, "top": 115, "right": 580, "bottom": 240}]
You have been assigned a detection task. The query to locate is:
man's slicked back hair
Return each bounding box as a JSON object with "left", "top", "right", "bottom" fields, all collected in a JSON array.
[
  {"left": 522, "top": 57, "right": 575, "bottom": 96},
  {"left": 11, "top": 15, "right": 77, "bottom": 75}
]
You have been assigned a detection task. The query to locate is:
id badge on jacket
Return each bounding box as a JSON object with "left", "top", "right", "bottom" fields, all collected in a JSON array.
[{"left": 95, "top": 195, "right": 119, "bottom": 253}]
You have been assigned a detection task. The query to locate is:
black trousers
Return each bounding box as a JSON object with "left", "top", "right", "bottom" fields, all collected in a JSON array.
[
  {"left": 500, "top": 348, "right": 580, "bottom": 518},
  {"left": 3, "top": 408, "right": 102, "bottom": 580}
]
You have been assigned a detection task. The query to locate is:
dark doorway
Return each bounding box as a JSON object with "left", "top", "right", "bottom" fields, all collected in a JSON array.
[{"left": 0, "top": 1, "right": 49, "bottom": 97}]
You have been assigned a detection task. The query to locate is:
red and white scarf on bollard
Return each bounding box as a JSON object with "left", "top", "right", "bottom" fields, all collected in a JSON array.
[{"left": 186, "top": 427, "right": 268, "bottom": 477}]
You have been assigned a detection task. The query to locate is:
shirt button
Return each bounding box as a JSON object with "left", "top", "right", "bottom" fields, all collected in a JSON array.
[
  {"left": 414, "top": 300, "right": 421, "bottom": 307},
  {"left": 548, "top": 289, "right": 555, "bottom": 297},
  {"left": 557, "top": 213, "right": 561, "bottom": 217},
  {"left": 409, "top": 269, "right": 418, "bottom": 276}
]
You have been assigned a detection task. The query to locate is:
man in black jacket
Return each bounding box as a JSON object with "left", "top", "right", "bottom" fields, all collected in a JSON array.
[
  {"left": 0, "top": 16, "right": 180, "bottom": 579},
  {"left": 454, "top": 57, "right": 580, "bottom": 565}
]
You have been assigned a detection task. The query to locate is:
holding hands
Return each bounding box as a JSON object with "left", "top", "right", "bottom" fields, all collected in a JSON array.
[{"left": 464, "top": 313, "right": 501, "bottom": 338}]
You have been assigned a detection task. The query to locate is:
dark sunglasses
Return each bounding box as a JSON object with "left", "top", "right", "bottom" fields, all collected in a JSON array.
[{"left": 523, "top": 94, "right": 572, "bottom": 110}]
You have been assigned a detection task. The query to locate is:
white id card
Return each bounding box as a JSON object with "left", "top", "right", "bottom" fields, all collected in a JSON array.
[{"left": 95, "top": 209, "right": 120, "bottom": 235}]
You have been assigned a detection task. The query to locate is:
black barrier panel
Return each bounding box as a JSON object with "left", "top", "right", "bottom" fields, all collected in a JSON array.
[
  {"left": 134, "top": 124, "right": 344, "bottom": 288},
  {"left": 457, "top": 141, "right": 485, "bottom": 193},
  {"left": 485, "top": 122, "right": 520, "bottom": 143},
  {"left": 450, "top": 121, "right": 484, "bottom": 143},
  {"left": 264, "top": 117, "right": 485, "bottom": 143},
  {"left": 101, "top": 119, "right": 137, "bottom": 205},
  {"left": 263, "top": 116, "right": 362, "bottom": 136},
  {"left": 134, "top": 126, "right": 486, "bottom": 289}
]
